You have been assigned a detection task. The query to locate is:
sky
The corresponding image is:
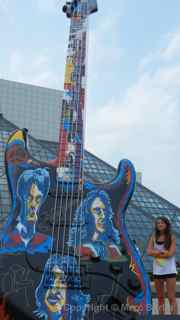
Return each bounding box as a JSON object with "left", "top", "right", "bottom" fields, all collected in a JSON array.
[{"left": 0, "top": 0, "right": 180, "bottom": 208}]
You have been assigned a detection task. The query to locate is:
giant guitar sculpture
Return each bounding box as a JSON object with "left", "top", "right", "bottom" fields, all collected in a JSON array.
[{"left": 0, "top": 1, "right": 152, "bottom": 319}]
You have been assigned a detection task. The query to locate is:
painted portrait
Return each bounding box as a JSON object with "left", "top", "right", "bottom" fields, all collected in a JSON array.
[
  {"left": 35, "top": 255, "right": 90, "bottom": 320},
  {"left": 68, "top": 190, "right": 122, "bottom": 260},
  {"left": 0, "top": 168, "right": 52, "bottom": 254}
]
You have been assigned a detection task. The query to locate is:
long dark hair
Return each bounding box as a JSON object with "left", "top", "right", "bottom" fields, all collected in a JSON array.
[{"left": 155, "top": 216, "right": 172, "bottom": 249}]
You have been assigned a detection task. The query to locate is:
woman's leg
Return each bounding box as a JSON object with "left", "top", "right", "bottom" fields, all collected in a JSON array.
[
  {"left": 154, "top": 278, "right": 165, "bottom": 314},
  {"left": 166, "top": 277, "right": 177, "bottom": 315}
]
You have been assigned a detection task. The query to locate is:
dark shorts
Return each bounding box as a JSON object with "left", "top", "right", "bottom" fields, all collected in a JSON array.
[{"left": 153, "top": 273, "right": 177, "bottom": 279}]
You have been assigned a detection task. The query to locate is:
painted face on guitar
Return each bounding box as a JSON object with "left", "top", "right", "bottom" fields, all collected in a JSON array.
[
  {"left": 91, "top": 197, "right": 105, "bottom": 233},
  {"left": 44, "top": 266, "right": 66, "bottom": 317},
  {"left": 0, "top": 168, "right": 52, "bottom": 254},
  {"left": 16, "top": 168, "right": 50, "bottom": 246},
  {"left": 69, "top": 190, "right": 122, "bottom": 260},
  {"left": 16, "top": 182, "right": 42, "bottom": 246},
  {"left": 35, "top": 255, "right": 90, "bottom": 320},
  {"left": 27, "top": 183, "right": 42, "bottom": 222}
]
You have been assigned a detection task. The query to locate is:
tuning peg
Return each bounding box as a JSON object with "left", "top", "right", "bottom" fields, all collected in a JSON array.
[
  {"left": 62, "top": 5, "right": 67, "bottom": 13},
  {"left": 62, "top": 2, "right": 74, "bottom": 18}
]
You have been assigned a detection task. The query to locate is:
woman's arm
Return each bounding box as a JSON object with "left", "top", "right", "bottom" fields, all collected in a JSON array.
[
  {"left": 146, "top": 235, "right": 163, "bottom": 257},
  {"left": 160, "top": 235, "right": 176, "bottom": 258}
]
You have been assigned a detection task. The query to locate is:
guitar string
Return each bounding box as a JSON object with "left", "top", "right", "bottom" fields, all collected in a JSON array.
[
  {"left": 71, "top": 1, "right": 84, "bottom": 272},
  {"left": 66, "top": 13, "right": 84, "bottom": 264},
  {"left": 71, "top": 2, "right": 89, "bottom": 275},
  {"left": 59, "top": 13, "right": 81, "bottom": 264},
  {"left": 78, "top": 11, "right": 89, "bottom": 270},
  {"left": 62, "top": 3, "right": 87, "bottom": 275},
  {"left": 48, "top": 98, "right": 68, "bottom": 270},
  {"left": 58, "top": 11, "right": 82, "bottom": 269},
  {"left": 54, "top": 14, "right": 76, "bottom": 265},
  {"left": 55, "top": 1, "right": 85, "bottom": 275},
  {"left": 58, "top": 1, "right": 89, "bottom": 281},
  {"left": 48, "top": 0, "right": 89, "bottom": 304},
  {"left": 48, "top": 9, "right": 75, "bottom": 273},
  {"left": 48, "top": 101, "right": 63, "bottom": 267},
  {"left": 72, "top": 12, "right": 88, "bottom": 273},
  {"left": 48, "top": 2, "right": 74, "bottom": 265}
]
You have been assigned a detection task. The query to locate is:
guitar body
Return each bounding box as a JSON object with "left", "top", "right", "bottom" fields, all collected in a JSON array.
[{"left": 0, "top": 129, "right": 151, "bottom": 319}]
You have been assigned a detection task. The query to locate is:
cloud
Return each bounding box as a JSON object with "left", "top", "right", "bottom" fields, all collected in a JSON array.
[
  {"left": 87, "top": 67, "right": 180, "bottom": 156},
  {"left": 0, "top": 0, "right": 8, "bottom": 13},
  {"left": 161, "top": 30, "right": 180, "bottom": 60},
  {"left": 0, "top": 0, "right": 14, "bottom": 23},
  {"left": 3, "top": 49, "right": 63, "bottom": 89},
  {"left": 86, "top": 30, "right": 180, "bottom": 207},
  {"left": 140, "top": 30, "right": 180, "bottom": 71},
  {"left": 88, "top": 13, "right": 123, "bottom": 71}
]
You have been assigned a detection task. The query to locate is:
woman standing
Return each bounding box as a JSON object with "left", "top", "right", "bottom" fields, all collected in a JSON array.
[{"left": 147, "top": 216, "right": 177, "bottom": 315}]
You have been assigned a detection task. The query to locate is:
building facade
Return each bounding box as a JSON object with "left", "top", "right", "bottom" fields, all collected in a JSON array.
[{"left": 0, "top": 78, "right": 62, "bottom": 141}]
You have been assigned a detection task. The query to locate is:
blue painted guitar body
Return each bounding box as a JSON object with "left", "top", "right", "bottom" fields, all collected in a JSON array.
[{"left": 0, "top": 129, "right": 152, "bottom": 319}]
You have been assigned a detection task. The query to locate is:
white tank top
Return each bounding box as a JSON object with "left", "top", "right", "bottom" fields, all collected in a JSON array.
[{"left": 153, "top": 239, "right": 177, "bottom": 275}]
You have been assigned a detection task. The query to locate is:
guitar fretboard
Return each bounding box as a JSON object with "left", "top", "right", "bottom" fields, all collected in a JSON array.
[{"left": 57, "top": 1, "right": 88, "bottom": 184}]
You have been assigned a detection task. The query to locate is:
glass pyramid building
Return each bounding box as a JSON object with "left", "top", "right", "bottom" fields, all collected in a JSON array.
[{"left": 0, "top": 79, "right": 180, "bottom": 272}]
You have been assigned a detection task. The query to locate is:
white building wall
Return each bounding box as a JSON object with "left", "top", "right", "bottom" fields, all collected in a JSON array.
[{"left": 0, "top": 78, "right": 63, "bottom": 142}]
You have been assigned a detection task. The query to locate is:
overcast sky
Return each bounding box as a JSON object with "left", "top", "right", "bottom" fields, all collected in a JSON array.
[{"left": 0, "top": 0, "right": 180, "bottom": 208}]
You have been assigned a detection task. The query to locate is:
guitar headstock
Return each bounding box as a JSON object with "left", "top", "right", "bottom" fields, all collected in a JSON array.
[{"left": 62, "top": 0, "right": 98, "bottom": 18}]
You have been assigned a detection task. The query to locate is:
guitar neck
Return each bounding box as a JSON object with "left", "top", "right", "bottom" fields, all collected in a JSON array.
[{"left": 57, "top": 2, "right": 89, "bottom": 183}]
